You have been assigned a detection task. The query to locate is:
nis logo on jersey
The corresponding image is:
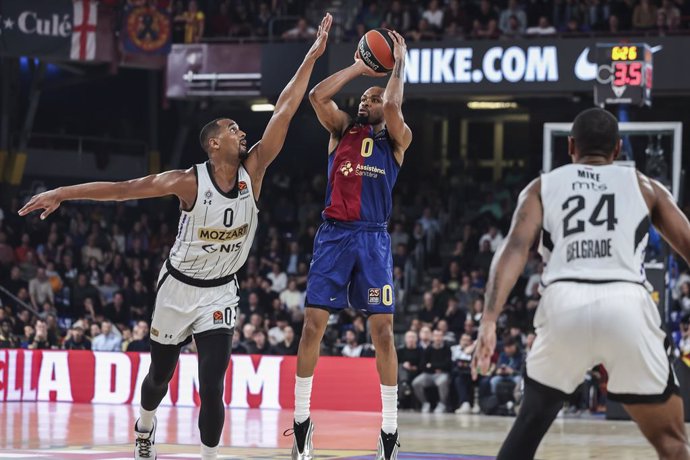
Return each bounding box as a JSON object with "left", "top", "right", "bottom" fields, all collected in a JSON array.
[{"left": 339, "top": 161, "right": 386, "bottom": 178}]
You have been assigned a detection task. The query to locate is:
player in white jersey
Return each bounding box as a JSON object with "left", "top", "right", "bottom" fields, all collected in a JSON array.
[
  {"left": 18, "top": 14, "right": 333, "bottom": 460},
  {"left": 474, "top": 108, "right": 690, "bottom": 460}
]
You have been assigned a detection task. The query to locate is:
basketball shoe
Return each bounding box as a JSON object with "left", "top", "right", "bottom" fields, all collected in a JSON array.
[
  {"left": 376, "top": 429, "right": 400, "bottom": 460},
  {"left": 286, "top": 417, "right": 315, "bottom": 460},
  {"left": 134, "top": 416, "right": 157, "bottom": 459}
]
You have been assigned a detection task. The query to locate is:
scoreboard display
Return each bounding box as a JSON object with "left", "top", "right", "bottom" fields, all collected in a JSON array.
[{"left": 594, "top": 43, "right": 653, "bottom": 107}]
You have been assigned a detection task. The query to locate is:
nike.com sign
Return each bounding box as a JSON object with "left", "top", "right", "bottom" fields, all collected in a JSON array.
[{"left": 405, "top": 46, "right": 559, "bottom": 84}]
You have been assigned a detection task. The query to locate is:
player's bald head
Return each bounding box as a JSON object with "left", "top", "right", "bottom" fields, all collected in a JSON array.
[
  {"left": 363, "top": 86, "right": 385, "bottom": 98},
  {"left": 199, "top": 118, "right": 226, "bottom": 153}
]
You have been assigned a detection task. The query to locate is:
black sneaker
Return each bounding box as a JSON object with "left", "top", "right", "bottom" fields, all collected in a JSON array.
[
  {"left": 376, "top": 430, "right": 400, "bottom": 460},
  {"left": 283, "top": 417, "right": 315, "bottom": 460}
]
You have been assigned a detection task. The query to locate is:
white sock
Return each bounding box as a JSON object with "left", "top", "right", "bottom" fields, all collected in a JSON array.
[
  {"left": 381, "top": 384, "right": 398, "bottom": 434},
  {"left": 294, "top": 375, "right": 313, "bottom": 423},
  {"left": 201, "top": 442, "right": 219, "bottom": 460},
  {"left": 137, "top": 407, "right": 156, "bottom": 433}
]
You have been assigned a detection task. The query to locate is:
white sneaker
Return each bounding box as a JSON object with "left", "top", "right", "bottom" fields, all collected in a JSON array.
[
  {"left": 421, "top": 402, "right": 431, "bottom": 413},
  {"left": 134, "top": 416, "right": 157, "bottom": 459},
  {"left": 471, "top": 404, "right": 481, "bottom": 414},
  {"left": 455, "top": 402, "right": 471, "bottom": 414},
  {"left": 433, "top": 403, "right": 446, "bottom": 414}
]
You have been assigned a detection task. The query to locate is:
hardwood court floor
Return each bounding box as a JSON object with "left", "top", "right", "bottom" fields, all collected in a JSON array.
[{"left": 0, "top": 402, "right": 682, "bottom": 459}]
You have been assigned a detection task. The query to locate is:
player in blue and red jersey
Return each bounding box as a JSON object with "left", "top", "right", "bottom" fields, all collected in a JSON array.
[{"left": 288, "top": 31, "right": 412, "bottom": 460}]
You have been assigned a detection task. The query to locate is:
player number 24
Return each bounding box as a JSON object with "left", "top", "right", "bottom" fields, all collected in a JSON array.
[
  {"left": 360, "top": 138, "right": 374, "bottom": 157},
  {"left": 562, "top": 194, "right": 618, "bottom": 237}
]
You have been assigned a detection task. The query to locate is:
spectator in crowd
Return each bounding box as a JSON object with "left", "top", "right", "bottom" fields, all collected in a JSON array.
[
  {"left": 267, "top": 261, "right": 288, "bottom": 293},
  {"left": 526, "top": 15, "right": 557, "bottom": 34},
  {"left": 407, "top": 17, "right": 439, "bottom": 41},
  {"left": 418, "top": 325, "right": 433, "bottom": 349},
  {"left": 208, "top": 1, "right": 232, "bottom": 37},
  {"left": 246, "top": 329, "right": 272, "bottom": 355},
  {"left": 0, "top": 319, "right": 18, "bottom": 348},
  {"left": 282, "top": 17, "right": 317, "bottom": 40},
  {"left": 499, "top": 0, "right": 527, "bottom": 34},
  {"left": 489, "top": 337, "right": 524, "bottom": 396},
  {"left": 452, "top": 333, "right": 476, "bottom": 414},
  {"left": 274, "top": 325, "right": 299, "bottom": 355},
  {"left": 28, "top": 319, "right": 56, "bottom": 350},
  {"left": 63, "top": 326, "right": 91, "bottom": 350},
  {"left": 422, "top": 0, "right": 444, "bottom": 31},
  {"left": 659, "top": 0, "right": 681, "bottom": 30},
  {"left": 633, "top": 0, "right": 658, "bottom": 29},
  {"left": 232, "top": 329, "right": 248, "bottom": 354},
  {"left": 0, "top": 232, "right": 15, "bottom": 267},
  {"left": 419, "top": 291, "right": 441, "bottom": 325},
  {"left": 385, "top": 0, "right": 412, "bottom": 33},
  {"left": 175, "top": 0, "right": 204, "bottom": 43},
  {"left": 92, "top": 320, "right": 122, "bottom": 352},
  {"left": 125, "top": 320, "right": 150, "bottom": 352},
  {"left": 412, "top": 329, "right": 452, "bottom": 413},
  {"left": 28, "top": 267, "right": 54, "bottom": 310},
  {"left": 501, "top": 14, "right": 524, "bottom": 37},
  {"left": 397, "top": 330, "right": 422, "bottom": 402},
  {"left": 341, "top": 329, "right": 364, "bottom": 357}
]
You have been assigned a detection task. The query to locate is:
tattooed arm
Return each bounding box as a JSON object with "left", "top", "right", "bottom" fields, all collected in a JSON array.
[
  {"left": 382, "top": 31, "right": 412, "bottom": 164},
  {"left": 473, "top": 178, "right": 543, "bottom": 374}
]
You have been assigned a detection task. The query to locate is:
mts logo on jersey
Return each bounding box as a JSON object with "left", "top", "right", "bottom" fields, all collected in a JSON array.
[{"left": 198, "top": 224, "right": 248, "bottom": 242}]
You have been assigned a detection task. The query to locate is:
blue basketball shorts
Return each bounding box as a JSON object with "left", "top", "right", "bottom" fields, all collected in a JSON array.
[{"left": 305, "top": 220, "right": 395, "bottom": 314}]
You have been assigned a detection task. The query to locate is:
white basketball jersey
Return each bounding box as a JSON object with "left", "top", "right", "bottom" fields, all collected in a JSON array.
[
  {"left": 168, "top": 161, "right": 258, "bottom": 280},
  {"left": 539, "top": 163, "right": 650, "bottom": 286}
]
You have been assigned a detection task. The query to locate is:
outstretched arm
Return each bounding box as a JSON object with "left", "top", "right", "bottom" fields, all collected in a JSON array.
[
  {"left": 383, "top": 31, "right": 412, "bottom": 161},
  {"left": 18, "top": 168, "right": 196, "bottom": 220},
  {"left": 472, "top": 178, "right": 542, "bottom": 374},
  {"left": 244, "top": 14, "right": 332, "bottom": 179}
]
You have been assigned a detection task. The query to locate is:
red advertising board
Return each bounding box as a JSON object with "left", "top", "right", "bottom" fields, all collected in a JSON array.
[{"left": 0, "top": 350, "right": 381, "bottom": 411}]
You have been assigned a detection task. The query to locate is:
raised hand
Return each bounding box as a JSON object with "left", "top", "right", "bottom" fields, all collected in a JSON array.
[
  {"left": 18, "top": 189, "right": 62, "bottom": 220},
  {"left": 306, "top": 13, "right": 332, "bottom": 60},
  {"left": 352, "top": 53, "right": 388, "bottom": 77},
  {"left": 387, "top": 30, "right": 407, "bottom": 63}
]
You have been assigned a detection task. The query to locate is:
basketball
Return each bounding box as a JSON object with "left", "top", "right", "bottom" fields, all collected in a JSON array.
[{"left": 356, "top": 28, "right": 395, "bottom": 73}]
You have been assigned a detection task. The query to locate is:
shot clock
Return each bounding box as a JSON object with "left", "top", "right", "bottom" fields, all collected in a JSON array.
[{"left": 594, "top": 43, "right": 653, "bottom": 107}]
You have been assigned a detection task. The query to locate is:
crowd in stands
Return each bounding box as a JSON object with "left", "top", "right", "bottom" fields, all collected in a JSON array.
[
  {"left": 165, "top": 0, "right": 690, "bottom": 44},
  {"left": 1, "top": 155, "right": 689, "bottom": 416}
]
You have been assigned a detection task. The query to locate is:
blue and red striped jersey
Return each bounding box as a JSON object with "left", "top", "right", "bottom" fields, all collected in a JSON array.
[{"left": 322, "top": 123, "right": 400, "bottom": 224}]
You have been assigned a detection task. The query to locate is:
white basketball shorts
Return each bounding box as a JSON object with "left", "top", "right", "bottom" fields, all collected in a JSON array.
[
  {"left": 149, "top": 262, "right": 239, "bottom": 346},
  {"left": 527, "top": 281, "right": 678, "bottom": 403}
]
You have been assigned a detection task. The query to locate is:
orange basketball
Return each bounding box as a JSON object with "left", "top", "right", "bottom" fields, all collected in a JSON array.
[{"left": 356, "top": 28, "right": 395, "bottom": 72}]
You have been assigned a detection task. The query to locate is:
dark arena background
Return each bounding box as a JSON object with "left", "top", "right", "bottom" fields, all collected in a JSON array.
[{"left": 1, "top": 1, "right": 690, "bottom": 459}]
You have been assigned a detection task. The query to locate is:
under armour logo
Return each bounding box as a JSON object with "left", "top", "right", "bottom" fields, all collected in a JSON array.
[{"left": 204, "top": 199, "right": 212, "bottom": 205}]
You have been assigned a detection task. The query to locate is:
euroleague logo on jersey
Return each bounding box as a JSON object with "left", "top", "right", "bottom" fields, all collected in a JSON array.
[{"left": 338, "top": 161, "right": 386, "bottom": 178}]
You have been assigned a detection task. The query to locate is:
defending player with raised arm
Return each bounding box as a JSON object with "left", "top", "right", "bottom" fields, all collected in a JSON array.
[
  {"left": 289, "top": 31, "right": 411, "bottom": 460},
  {"left": 19, "top": 14, "right": 332, "bottom": 460},
  {"left": 473, "top": 108, "right": 690, "bottom": 460}
]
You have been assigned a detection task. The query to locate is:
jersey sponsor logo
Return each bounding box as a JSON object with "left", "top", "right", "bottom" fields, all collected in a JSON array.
[
  {"left": 572, "top": 181, "right": 607, "bottom": 191},
  {"left": 202, "top": 242, "right": 243, "bottom": 253},
  {"left": 238, "top": 181, "right": 249, "bottom": 196},
  {"left": 368, "top": 288, "right": 381, "bottom": 305},
  {"left": 198, "top": 224, "right": 249, "bottom": 242},
  {"left": 338, "top": 161, "right": 386, "bottom": 179},
  {"left": 213, "top": 310, "right": 224, "bottom": 325},
  {"left": 340, "top": 161, "right": 354, "bottom": 176},
  {"left": 151, "top": 327, "right": 159, "bottom": 337},
  {"left": 356, "top": 163, "right": 385, "bottom": 178}
]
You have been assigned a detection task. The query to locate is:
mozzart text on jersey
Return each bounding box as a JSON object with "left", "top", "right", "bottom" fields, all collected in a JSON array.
[
  {"left": 403, "top": 46, "right": 558, "bottom": 84},
  {"left": 0, "top": 350, "right": 382, "bottom": 411}
]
